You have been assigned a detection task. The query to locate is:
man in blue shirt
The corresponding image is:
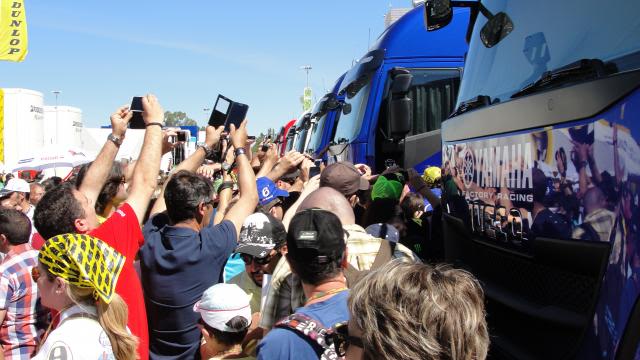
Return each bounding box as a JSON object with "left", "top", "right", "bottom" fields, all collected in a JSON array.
[
  {"left": 140, "top": 121, "right": 258, "bottom": 359},
  {"left": 257, "top": 208, "right": 349, "bottom": 359}
]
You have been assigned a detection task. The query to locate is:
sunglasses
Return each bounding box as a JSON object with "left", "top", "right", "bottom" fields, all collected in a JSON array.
[
  {"left": 240, "top": 253, "right": 273, "bottom": 266},
  {"left": 329, "top": 322, "right": 364, "bottom": 357}
]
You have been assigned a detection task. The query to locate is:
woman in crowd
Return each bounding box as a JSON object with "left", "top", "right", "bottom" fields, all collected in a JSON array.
[
  {"left": 32, "top": 233, "right": 137, "bottom": 360},
  {"left": 194, "top": 283, "right": 254, "bottom": 360},
  {"left": 336, "top": 260, "right": 489, "bottom": 360}
]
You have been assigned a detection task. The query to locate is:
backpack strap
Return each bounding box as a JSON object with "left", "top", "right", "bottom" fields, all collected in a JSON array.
[
  {"left": 275, "top": 313, "right": 337, "bottom": 359},
  {"left": 345, "top": 240, "right": 395, "bottom": 287}
]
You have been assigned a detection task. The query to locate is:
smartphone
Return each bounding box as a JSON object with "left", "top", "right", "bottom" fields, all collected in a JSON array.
[
  {"left": 129, "top": 96, "right": 145, "bottom": 129},
  {"left": 177, "top": 131, "right": 187, "bottom": 143},
  {"left": 225, "top": 101, "right": 249, "bottom": 132},
  {"left": 208, "top": 95, "right": 229, "bottom": 128},
  {"left": 309, "top": 166, "right": 321, "bottom": 178},
  {"left": 208, "top": 95, "right": 249, "bottom": 132}
]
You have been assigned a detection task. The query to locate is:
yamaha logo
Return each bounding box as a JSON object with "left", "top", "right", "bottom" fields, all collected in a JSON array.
[{"left": 463, "top": 148, "right": 474, "bottom": 189}]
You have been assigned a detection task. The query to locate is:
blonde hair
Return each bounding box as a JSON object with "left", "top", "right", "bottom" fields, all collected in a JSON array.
[
  {"left": 68, "top": 286, "right": 139, "bottom": 360},
  {"left": 348, "top": 260, "right": 489, "bottom": 360}
]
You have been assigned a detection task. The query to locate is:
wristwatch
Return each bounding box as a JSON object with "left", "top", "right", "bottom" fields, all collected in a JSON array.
[
  {"left": 234, "top": 147, "right": 246, "bottom": 157},
  {"left": 107, "top": 133, "right": 123, "bottom": 147},
  {"left": 222, "top": 162, "right": 232, "bottom": 173},
  {"left": 197, "top": 143, "right": 215, "bottom": 158}
]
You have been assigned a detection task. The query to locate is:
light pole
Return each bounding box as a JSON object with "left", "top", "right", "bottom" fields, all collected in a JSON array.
[{"left": 300, "top": 65, "right": 312, "bottom": 88}]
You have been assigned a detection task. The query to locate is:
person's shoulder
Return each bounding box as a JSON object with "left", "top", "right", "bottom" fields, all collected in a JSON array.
[
  {"left": 40, "top": 320, "right": 112, "bottom": 359},
  {"left": 143, "top": 212, "right": 170, "bottom": 233},
  {"left": 201, "top": 220, "right": 237, "bottom": 242},
  {"left": 258, "top": 327, "right": 310, "bottom": 357}
]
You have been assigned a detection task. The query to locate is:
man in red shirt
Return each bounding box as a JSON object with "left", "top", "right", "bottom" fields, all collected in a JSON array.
[{"left": 34, "top": 94, "right": 166, "bottom": 360}]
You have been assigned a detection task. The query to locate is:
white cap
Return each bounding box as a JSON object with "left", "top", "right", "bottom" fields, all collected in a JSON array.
[
  {"left": 193, "top": 283, "right": 251, "bottom": 333},
  {"left": 5, "top": 178, "right": 30, "bottom": 193}
]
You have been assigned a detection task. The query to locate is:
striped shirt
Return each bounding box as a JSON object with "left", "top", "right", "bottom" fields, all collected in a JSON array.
[{"left": 0, "top": 244, "right": 42, "bottom": 360}]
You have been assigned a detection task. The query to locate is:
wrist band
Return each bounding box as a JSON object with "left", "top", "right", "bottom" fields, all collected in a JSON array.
[
  {"left": 217, "top": 181, "right": 235, "bottom": 194},
  {"left": 145, "top": 122, "right": 164, "bottom": 128},
  {"left": 234, "top": 147, "right": 246, "bottom": 157}
]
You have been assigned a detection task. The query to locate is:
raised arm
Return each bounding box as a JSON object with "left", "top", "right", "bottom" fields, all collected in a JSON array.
[
  {"left": 149, "top": 125, "right": 224, "bottom": 217},
  {"left": 125, "top": 94, "right": 165, "bottom": 224},
  {"left": 224, "top": 121, "right": 259, "bottom": 235},
  {"left": 78, "top": 106, "right": 131, "bottom": 207},
  {"left": 256, "top": 143, "right": 279, "bottom": 178},
  {"left": 266, "top": 151, "right": 305, "bottom": 182}
]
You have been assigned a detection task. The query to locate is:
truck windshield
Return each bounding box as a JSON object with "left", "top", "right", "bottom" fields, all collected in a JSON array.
[
  {"left": 457, "top": 0, "right": 640, "bottom": 107},
  {"left": 306, "top": 113, "right": 329, "bottom": 154},
  {"left": 332, "top": 81, "right": 372, "bottom": 143}
]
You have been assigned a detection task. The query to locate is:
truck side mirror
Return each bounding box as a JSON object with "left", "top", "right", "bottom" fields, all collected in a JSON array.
[
  {"left": 424, "top": 0, "right": 453, "bottom": 31},
  {"left": 389, "top": 71, "right": 413, "bottom": 141}
]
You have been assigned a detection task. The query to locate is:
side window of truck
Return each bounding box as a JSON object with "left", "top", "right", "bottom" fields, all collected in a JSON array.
[{"left": 407, "top": 68, "right": 461, "bottom": 135}]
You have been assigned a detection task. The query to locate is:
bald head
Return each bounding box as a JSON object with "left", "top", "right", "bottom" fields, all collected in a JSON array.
[{"left": 298, "top": 187, "right": 356, "bottom": 225}]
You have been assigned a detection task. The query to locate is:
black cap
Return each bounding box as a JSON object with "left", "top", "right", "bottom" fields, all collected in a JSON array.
[
  {"left": 287, "top": 208, "right": 345, "bottom": 264},
  {"left": 235, "top": 212, "right": 287, "bottom": 258}
]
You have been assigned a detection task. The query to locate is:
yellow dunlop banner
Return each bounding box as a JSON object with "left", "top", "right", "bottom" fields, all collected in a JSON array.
[
  {"left": 0, "top": 89, "right": 3, "bottom": 163},
  {"left": 0, "top": 0, "right": 28, "bottom": 62}
]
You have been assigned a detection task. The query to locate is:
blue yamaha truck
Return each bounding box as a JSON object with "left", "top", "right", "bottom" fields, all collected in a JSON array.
[
  {"left": 320, "top": 5, "right": 469, "bottom": 173},
  {"left": 426, "top": 0, "right": 640, "bottom": 358}
]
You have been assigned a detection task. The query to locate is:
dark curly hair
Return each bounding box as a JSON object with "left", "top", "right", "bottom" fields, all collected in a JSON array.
[{"left": 34, "top": 182, "right": 85, "bottom": 240}]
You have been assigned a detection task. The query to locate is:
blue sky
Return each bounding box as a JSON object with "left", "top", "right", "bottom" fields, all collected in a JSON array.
[{"left": 0, "top": 0, "right": 412, "bottom": 135}]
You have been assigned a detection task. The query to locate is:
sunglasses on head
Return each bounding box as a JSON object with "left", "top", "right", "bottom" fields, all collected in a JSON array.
[
  {"left": 240, "top": 253, "right": 273, "bottom": 266},
  {"left": 329, "top": 322, "right": 364, "bottom": 357}
]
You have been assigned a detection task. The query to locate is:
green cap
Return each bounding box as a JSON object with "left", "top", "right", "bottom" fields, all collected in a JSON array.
[{"left": 371, "top": 176, "right": 403, "bottom": 200}]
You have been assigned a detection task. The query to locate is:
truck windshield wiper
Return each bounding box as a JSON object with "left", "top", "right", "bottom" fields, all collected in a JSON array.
[
  {"left": 450, "top": 95, "right": 492, "bottom": 117},
  {"left": 511, "top": 58, "right": 612, "bottom": 99}
]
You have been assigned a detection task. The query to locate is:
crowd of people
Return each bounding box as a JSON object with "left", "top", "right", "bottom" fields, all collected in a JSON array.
[{"left": 0, "top": 94, "right": 489, "bottom": 359}]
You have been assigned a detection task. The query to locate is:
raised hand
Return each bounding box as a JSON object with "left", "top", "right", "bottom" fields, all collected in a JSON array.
[
  {"left": 110, "top": 106, "right": 132, "bottom": 138},
  {"left": 229, "top": 120, "right": 248, "bottom": 150},
  {"left": 141, "top": 94, "right": 165, "bottom": 125}
]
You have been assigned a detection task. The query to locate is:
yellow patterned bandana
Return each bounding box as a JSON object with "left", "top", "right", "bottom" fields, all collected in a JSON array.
[{"left": 38, "top": 234, "right": 126, "bottom": 304}]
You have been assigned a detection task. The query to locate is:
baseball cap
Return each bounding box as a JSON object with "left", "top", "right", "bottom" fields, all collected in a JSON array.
[
  {"left": 235, "top": 212, "right": 286, "bottom": 258},
  {"left": 320, "top": 162, "right": 369, "bottom": 196},
  {"left": 287, "top": 208, "right": 345, "bottom": 264},
  {"left": 371, "top": 176, "right": 403, "bottom": 200},
  {"left": 365, "top": 223, "right": 400, "bottom": 243},
  {"left": 257, "top": 177, "right": 289, "bottom": 207},
  {"left": 193, "top": 283, "right": 251, "bottom": 332},
  {"left": 4, "top": 178, "right": 30, "bottom": 193}
]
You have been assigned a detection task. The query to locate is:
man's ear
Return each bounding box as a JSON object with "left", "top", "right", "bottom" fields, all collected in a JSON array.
[
  {"left": 349, "top": 194, "right": 358, "bottom": 207},
  {"left": 0, "top": 234, "right": 8, "bottom": 248},
  {"left": 196, "top": 202, "right": 207, "bottom": 220},
  {"left": 340, "top": 247, "right": 349, "bottom": 270},
  {"left": 74, "top": 218, "right": 90, "bottom": 233},
  {"left": 200, "top": 325, "right": 210, "bottom": 339},
  {"left": 268, "top": 207, "right": 278, "bottom": 218}
]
